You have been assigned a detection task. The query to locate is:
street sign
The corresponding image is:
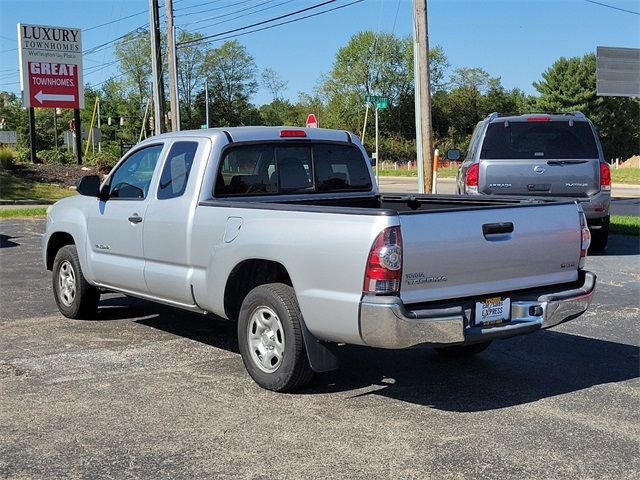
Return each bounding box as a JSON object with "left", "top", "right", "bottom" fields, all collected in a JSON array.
[
  {"left": 596, "top": 46, "right": 640, "bottom": 97},
  {"left": 0, "top": 131, "right": 17, "bottom": 144},
  {"left": 365, "top": 95, "right": 388, "bottom": 104},
  {"left": 306, "top": 113, "right": 318, "bottom": 128},
  {"left": 17, "top": 23, "right": 84, "bottom": 109},
  {"left": 376, "top": 100, "right": 388, "bottom": 109}
]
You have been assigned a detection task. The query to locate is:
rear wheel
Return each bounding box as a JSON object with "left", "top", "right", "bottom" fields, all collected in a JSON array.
[
  {"left": 52, "top": 245, "right": 100, "bottom": 319},
  {"left": 237, "top": 283, "right": 313, "bottom": 392},
  {"left": 434, "top": 341, "right": 492, "bottom": 357},
  {"left": 589, "top": 217, "right": 609, "bottom": 251}
]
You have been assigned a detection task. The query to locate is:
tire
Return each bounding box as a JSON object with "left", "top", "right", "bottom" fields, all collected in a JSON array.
[
  {"left": 434, "top": 340, "right": 492, "bottom": 357},
  {"left": 52, "top": 245, "right": 100, "bottom": 319},
  {"left": 237, "top": 283, "right": 313, "bottom": 392},
  {"left": 589, "top": 217, "right": 609, "bottom": 252}
]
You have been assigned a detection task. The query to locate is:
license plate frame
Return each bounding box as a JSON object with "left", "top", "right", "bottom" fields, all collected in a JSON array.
[{"left": 475, "top": 296, "right": 511, "bottom": 326}]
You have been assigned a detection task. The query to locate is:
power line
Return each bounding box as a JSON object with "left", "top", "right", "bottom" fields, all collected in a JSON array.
[
  {"left": 183, "top": 0, "right": 365, "bottom": 48},
  {"left": 181, "top": 0, "right": 289, "bottom": 29},
  {"left": 176, "top": 0, "right": 256, "bottom": 18},
  {"left": 178, "top": 0, "right": 338, "bottom": 47},
  {"left": 584, "top": 0, "right": 640, "bottom": 15}
]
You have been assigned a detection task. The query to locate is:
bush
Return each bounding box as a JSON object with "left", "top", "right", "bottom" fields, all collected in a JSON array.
[
  {"left": 38, "top": 149, "right": 75, "bottom": 165},
  {"left": 378, "top": 134, "right": 417, "bottom": 163},
  {"left": 86, "top": 151, "right": 119, "bottom": 173},
  {"left": 0, "top": 148, "right": 16, "bottom": 170},
  {"left": 15, "top": 146, "right": 31, "bottom": 164}
]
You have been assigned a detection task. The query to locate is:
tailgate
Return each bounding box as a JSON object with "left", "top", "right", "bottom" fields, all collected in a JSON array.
[
  {"left": 399, "top": 203, "right": 581, "bottom": 304},
  {"left": 480, "top": 158, "right": 600, "bottom": 197}
]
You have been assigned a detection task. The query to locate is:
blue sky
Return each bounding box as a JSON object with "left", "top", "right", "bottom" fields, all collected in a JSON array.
[{"left": 1, "top": 0, "right": 638, "bottom": 106}]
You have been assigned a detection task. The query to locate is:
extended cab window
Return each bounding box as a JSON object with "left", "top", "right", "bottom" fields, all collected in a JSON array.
[
  {"left": 214, "top": 142, "right": 371, "bottom": 196},
  {"left": 157, "top": 141, "right": 198, "bottom": 200},
  {"left": 109, "top": 144, "right": 163, "bottom": 199},
  {"left": 480, "top": 121, "right": 598, "bottom": 159}
]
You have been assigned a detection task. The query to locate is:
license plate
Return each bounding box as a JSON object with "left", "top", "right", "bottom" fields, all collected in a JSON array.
[{"left": 475, "top": 296, "right": 511, "bottom": 326}]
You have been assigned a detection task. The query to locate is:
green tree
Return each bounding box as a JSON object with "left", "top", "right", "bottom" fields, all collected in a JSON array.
[
  {"left": 534, "top": 53, "right": 640, "bottom": 159},
  {"left": 114, "top": 30, "right": 152, "bottom": 110},
  {"left": 261, "top": 68, "right": 287, "bottom": 101},
  {"left": 176, "top": 31, "right": 206, "bottom": 129},
  {"left": 203, "top": 40, "right": 258, "bottom": 126}
]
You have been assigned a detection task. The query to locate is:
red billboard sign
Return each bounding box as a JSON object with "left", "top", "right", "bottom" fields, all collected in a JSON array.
[
  {"left": 28, "top": 62, "right": 80, "bottom": 108},
  {"left": 17, "top": 24, "right": 83, "bottom": 109}
]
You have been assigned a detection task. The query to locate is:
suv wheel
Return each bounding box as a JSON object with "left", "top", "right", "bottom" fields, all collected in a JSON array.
[{"left": 589, "top": 216, "right": 609, "bottom": 251}]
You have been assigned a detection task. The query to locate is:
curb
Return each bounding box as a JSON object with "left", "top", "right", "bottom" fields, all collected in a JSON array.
[{"left": 0, "top": 200, "right": 55, "bottom": 206}]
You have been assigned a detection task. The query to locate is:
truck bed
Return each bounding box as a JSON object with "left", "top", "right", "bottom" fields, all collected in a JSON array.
[{"left": 199, "top": 193, "right": 581, "bottom": 305}]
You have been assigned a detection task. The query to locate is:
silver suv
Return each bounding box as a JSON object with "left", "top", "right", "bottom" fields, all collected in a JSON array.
[{"left": 451, "top": 112, "right": 611, "bottom": 250}]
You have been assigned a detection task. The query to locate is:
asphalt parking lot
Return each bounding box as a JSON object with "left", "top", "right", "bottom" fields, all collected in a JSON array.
[{"left": 1, "top": 218, "right": 639, "bottom": 479}]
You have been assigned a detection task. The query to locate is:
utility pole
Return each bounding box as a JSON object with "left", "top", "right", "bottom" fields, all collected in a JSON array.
[
  {"left": 413, "top": 0, "right": 434, "bottom": 193},
  {"left": 165, "top": 0, "right": 181, "bottom": 131},
  {"left": 149, "top": 0, "right": 165, "bottom": 136}
]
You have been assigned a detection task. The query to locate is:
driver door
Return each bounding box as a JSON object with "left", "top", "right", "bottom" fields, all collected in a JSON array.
[{"left": 86, "top": 143, "right": 165, "bottom": 294}]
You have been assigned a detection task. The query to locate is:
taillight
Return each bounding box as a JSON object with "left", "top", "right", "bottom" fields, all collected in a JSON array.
[
  {"left": 600, "top": 162, "right": 611, "bottom": 191},
  {"left": 579, "top": 208, "right": 590, "bottom": 267},
  {"left": 364, "top": 226, "right": 402, "bottom": 295},
  {"left": 527, "top": 116, "right": 551, "bottom": 122},
  {"left": 465, "top": 163, "right": 479, "bottom": 194}
]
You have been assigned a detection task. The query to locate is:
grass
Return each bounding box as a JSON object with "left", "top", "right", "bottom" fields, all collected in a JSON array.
[
  {"left": 378, "top": 165, "right": 458, "bottom": 178},
  {"left": 0, "top": 172, "right": 76, "bottom": 202},
  {"left": 610, "top": 215, "right": 640, "bottom": 236},
  {"left": 380, "top": 165, "right": 640, "bottom": 184},
  {"left": 611, "top": 169, "right": 640, "bottom": 185},
  {"left": 0, "top": 207, "right": 48, "bottom": 219}
]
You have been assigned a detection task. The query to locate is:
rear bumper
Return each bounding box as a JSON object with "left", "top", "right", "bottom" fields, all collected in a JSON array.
[{"left": 359, "top": 271, "right": 596, "bottom": 349}]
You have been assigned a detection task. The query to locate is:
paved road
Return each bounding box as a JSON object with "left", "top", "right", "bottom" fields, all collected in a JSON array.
[
  {"left": 379, "top": 177, "right": 640, "bottom": 217},
  {"left": 1, "top": 219, "right": 639, "bottom": 479}
]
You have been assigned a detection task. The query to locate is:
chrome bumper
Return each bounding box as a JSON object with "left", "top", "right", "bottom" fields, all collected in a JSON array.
[{"left": 359, "top": 271, "right": 596, "bottom": 349}]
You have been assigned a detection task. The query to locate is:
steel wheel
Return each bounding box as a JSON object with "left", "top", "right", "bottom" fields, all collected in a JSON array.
[
  {"left": 57, "top": 260, "right": 76, "bottom": 307},
  {"left": 247, "top": 306, "right": 286, "bottom": 373}
]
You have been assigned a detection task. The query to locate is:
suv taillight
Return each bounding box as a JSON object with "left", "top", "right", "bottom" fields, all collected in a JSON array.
[
  {"left": 465, "top": 163, "right": 479, "bottom": 194},
  {"left": 364, "top": 226, "right": 402, "bottom": 295},
  {"left": 579, "top": 208, "right": 590, "bottom": 267},
  {"left": 600, "top": 162, "right": 611, "bottom": 191}
]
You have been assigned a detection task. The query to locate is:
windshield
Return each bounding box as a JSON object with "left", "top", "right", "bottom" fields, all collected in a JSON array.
[{"left": 480, "top": 121, "right": 599, "bottom": 159}]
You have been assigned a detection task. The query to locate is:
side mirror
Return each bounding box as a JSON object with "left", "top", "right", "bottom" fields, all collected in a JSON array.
[
  {"left": 76, "top": 175, "right": 101, "bottom": 197},
  {"left": 446, "top": 149, "right": 462, "bottom": 161},
  {"left": 370, "top": 157, "right": 376, "bottom": 167}
]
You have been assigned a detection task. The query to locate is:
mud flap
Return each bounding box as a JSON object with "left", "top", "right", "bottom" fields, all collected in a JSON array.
[{"left": 299, "top": 317, "right": 340, "bottom": 373}]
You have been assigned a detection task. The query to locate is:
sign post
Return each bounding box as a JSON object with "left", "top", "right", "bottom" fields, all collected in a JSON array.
[
  {"left": 365, "top": 96, "right": 388, "bottom": 183},
  {"left": 17, "top": 23, "right": 84, "bottom": 163}
]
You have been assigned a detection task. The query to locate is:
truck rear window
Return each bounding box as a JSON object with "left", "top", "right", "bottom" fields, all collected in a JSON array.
[
  {"left": 480, "top": 121, "right": 599, "bottom": 159},
  {"left": 215, "top": 142, "right": 372, "bottom": 196}
]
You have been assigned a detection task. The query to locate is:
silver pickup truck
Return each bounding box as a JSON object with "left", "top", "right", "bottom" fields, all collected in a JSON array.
[{"left": 43, "top": 127, "right": 596, "bottom": 391}]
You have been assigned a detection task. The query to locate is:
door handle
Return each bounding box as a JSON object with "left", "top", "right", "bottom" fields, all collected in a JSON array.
[
  {"left": 128, "top": 214, "right": 143, "bottom": 224},
  {"left": 482, "top": 222, "right": 513, "bottom": 236}
]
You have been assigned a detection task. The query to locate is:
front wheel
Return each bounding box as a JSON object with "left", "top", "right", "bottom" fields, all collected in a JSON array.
[
  {"left": 237, "top": 283, "right": 313, "bottom": 392},
  {"left": 434, "top": 341, "right": 492, "bottom": 357},
  {"left": 52, "top": 245, "right": 100, "bottom": 319}
]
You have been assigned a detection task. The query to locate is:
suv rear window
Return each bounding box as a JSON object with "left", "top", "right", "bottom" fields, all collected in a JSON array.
[
  {"left": 215, "top": 142, "right": 372, "bottom": 196},
  {"left": 480, "top": 121, "right": 599, "bottom": 159}
]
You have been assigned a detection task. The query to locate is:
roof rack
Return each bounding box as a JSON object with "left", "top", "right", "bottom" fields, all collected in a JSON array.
[{"left": 487, "top": 111, "right": 586, "bottom": 120}]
